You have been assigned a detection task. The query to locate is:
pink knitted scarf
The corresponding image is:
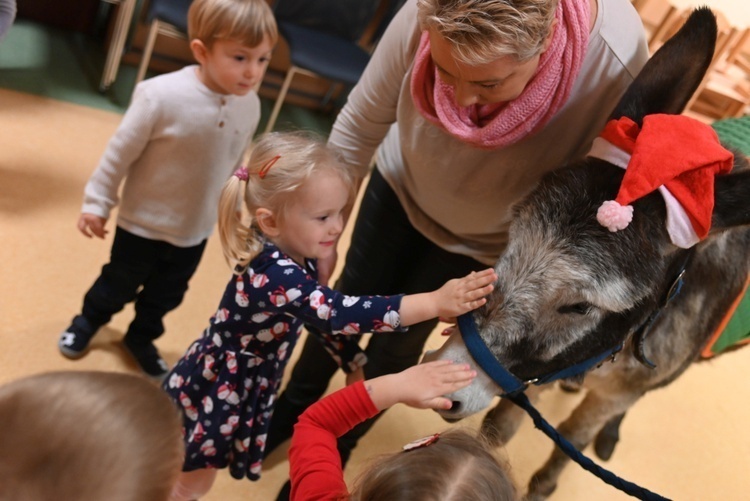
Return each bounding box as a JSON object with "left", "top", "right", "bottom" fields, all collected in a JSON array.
[{"left": 410, "top": 0, "right": 590, "bottom": 149}]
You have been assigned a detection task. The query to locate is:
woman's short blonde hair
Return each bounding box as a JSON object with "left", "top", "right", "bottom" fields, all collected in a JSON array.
[
  {"left": 417, "top": 0, "right": 559, "bottom": 63},
  {"left": 0, "top": 371, "right": 184, "bottom": 501},
  {"left": 188, "top": 0, "right": 278, "bottom": 49}
]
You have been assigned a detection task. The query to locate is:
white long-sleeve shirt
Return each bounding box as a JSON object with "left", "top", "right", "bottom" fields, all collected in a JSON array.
[
  {"left": 329, "top": 0, "right": 649, "bottom": 265},
  {"left": 82, "top": 65, "right": 260, "bottom": 247}
]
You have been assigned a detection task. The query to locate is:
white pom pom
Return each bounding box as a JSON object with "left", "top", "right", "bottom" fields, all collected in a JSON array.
[{"left": 597, "top": 200, "right": 633, "bottom": 232}]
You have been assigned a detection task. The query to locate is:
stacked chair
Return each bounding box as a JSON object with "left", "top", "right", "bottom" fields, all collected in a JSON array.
[
  {"left": 264, "top": 0, "right": 404, "bottom": 132},
  {"left": 633, "top": 0, "right": 750, "bottom": 122}
]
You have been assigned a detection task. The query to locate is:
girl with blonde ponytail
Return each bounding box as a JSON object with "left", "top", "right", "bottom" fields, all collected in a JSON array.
[{"left": 162, "top": 130, "right": 497, "bottom": 499}]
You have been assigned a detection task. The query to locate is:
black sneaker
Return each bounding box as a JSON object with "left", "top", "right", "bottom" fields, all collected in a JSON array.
[
  {"left": 58, "top": 324, "right": 95, "bottom": 359},
  {"left": 123, "top": 336, "right": 170, "bottom": 380}
]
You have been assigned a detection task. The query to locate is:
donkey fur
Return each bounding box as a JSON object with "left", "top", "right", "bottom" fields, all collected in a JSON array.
[{"left": 422, "top": 8, "right": 750, "bottom": 500}]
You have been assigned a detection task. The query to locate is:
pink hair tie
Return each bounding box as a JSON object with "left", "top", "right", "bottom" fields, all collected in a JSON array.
[
  {"left": 597, "top": 200, "right": 633, "bottom": 232},
  {"left": 234, "top": 166, "right": 249, "bottom": 181}
]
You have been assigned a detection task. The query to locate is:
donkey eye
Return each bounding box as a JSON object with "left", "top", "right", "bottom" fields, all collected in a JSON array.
[{"left": 558, "top": 302, "right": 592, "bottom": 315}]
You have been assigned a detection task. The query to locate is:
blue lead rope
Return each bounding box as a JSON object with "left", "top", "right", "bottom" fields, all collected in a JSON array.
[
  {"left": 457, "top": 313, "right": 671, "bottom": 501},
  {"left": 510, "top": 392, "right": 670, "bottom": 501}
]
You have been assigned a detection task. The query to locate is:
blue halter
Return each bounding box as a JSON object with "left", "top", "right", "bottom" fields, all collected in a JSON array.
[
  {"left": 457, "top": 312, "right": 670, "bottom": 501},
  {"left": 457, "top": 313, "right": 621, "bottom": 396}
]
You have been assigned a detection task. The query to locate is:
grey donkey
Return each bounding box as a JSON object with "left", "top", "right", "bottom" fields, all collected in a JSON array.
[{"left": 423, "top": 8, "right": 750, "bottom": 500}]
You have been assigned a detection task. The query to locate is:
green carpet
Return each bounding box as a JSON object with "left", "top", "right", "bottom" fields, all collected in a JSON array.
[
  {"left": 713, "top": 116, "right": 750, "bottom": 157},
  {"left": 0, "top": 19, "right": 133, "bottom": 114},
  {"left": 707, "top": 115, "right": 750, "bottom": 357}
]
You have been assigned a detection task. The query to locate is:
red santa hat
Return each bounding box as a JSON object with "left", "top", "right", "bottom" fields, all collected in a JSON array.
[{"left": 594, "top": 115, "right": 733, "bottom": 245}]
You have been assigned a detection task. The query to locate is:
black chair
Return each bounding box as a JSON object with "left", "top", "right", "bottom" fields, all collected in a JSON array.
[
  {"left": 264, "top": 0, "right": 404, "bottom": 132},
  {"left": 134, "top": 0, "right": 193, "bottom": 86}
]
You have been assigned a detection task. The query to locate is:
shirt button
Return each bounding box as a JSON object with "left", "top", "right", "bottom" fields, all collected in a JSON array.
[
  {"left": 220, "top": 98, "right": 226, "bottom": 105},
  {"left": 219, "top": 121, "right": 225, "bottom": 128}
]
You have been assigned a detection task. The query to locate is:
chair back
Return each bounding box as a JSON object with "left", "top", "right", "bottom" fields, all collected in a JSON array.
[
  {"left": 273, "top": 0, "right": 382, "bottom": 43},
  {"left": 145, "top": 0, "right": 193, "bottom": 32},
  {"left": 262, "top": 0, "right": 407, "bottom": 132},
  {"left": 635, "top": 0, "right": 677, "bottom": 43}
]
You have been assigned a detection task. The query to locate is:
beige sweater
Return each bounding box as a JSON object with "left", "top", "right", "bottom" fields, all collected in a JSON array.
[
  {"left": 328, "top": 0, "right": 649, "bottom": 265},
  {"left": 82, "top": 66, "right": 260, "bottom": 247}
]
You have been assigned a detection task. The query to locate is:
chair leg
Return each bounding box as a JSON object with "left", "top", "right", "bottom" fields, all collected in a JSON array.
[
  {"left": 100, "top": 0, "right": 137, "bottom": 92},
  {"left": 265, "top": 66, "right": 298, "bottom": 133},
  {"left": 319, "top": 82, "right": 343, "bottom": 110},
  {"left": 135, "top": 20, "right": 161, "bottom": 87}
]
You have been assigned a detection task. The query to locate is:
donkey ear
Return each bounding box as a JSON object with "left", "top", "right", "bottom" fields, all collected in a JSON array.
[
  {"left": 609, "top": 7, "right": 717, "bottom": 126},
  {"left": 711, "top": 154, "right": 750, "bottom": 232}
]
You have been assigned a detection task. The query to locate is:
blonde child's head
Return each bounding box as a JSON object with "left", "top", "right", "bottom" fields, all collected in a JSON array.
[
  {"left": 188, "top": 0, "right": 278, "bottom": 50},
  {"left": 0, "top": 371, "right": 184, "bottom": 501},
  {"left": 218, "top": 131, "right": 357, "bottom": 269},
  {"left": 351, "top": 428, "right": 517, "bottom": 501}
]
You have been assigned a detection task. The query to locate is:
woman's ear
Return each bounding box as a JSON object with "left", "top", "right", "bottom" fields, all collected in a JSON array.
[
  {"left": 255, "top": 208, "right": 280, "bottom": 237},
  {"left": 541, "top": 19, "right": 558, "bottom": 53},
  {"left": 190, "top": 39, "right": 209, "bottom": 65}
]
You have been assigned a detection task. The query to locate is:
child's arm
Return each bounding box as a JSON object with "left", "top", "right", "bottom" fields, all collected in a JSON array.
[
  {"left": 364, "top": 360, "right": 476, "bottom": 411},
  {"left": 272, "top": 261, "right": 493, "bottom": 375},
  {"left": 398, "top": 268, "right": 497, "bottom": 326},
  {"left": 289, "top": 361, "right": 475, "bottom": 501},
  {"left": 78, "top": 213, "right": 109, "bottom": 239},
  {"left": 80, "top": 85, "right": 157, "bottom": 235}
]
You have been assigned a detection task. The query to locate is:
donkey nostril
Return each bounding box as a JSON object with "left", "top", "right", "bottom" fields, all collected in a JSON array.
[{"left": 450, "top": 401, "right": 461, "bottom": 411}]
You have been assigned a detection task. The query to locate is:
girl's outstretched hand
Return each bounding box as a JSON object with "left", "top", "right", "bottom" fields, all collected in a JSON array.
[
  {"left": 435, "top": 268, "right": 496, "bottom": 321},
  {"left": 366, "top": 360, "right": 476, "bottom": 411},
  {"left": 398, "top": 268, "right": 496, "bottom": 327}
]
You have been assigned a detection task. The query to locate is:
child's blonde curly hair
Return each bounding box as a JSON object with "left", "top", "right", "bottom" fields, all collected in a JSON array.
[
  {"left": 218, "top": 131, "right": 357, "bottom": 270},
  {"left": 188, "top": 0, "right": 278, "bottom": 49}
]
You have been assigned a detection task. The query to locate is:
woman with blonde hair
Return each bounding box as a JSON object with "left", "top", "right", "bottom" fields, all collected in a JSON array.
[{"left": 270, "top": 0, "right": 650, "bottom": 495}]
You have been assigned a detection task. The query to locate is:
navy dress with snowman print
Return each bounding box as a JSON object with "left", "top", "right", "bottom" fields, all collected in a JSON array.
[{"left": 163, "top": 242, "right": 404, "bottom": 480}]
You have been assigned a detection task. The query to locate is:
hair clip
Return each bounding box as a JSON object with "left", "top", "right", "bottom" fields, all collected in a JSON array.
[
  {"left": 258, "top": 155, "right": 281, "bottom": 179},
  {"left": 402, "top": 433, "right": 440, "bottom": 452},
  {"left": 234, "top": 166, "right": 249, "bottom": 181}
]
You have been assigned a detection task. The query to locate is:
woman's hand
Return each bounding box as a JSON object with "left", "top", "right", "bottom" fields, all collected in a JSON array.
[
  {"left": 345, "top": 367, "right": 365, "bottom": 386},
  {"left": 365, "top": 360, "right": 476, "bottom": 411},
  {"left": 316, "top": 249, "right": 338, "bottom": 286}
]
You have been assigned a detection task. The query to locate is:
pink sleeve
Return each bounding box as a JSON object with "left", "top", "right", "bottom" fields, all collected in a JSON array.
[{"left": 289, "top": 382, "right": 379, "bottom": 501}]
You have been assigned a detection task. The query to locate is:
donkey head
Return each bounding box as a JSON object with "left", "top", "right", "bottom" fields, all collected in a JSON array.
[{"left": 424, "top": 8, "right": 750, "bottom": 419}]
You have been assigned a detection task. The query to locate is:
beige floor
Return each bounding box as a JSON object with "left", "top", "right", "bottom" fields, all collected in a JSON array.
[{"left": 1, "top": 87, "right": 749, "bottom": 500}]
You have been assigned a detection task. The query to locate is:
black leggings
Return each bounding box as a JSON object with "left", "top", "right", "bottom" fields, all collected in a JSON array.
[
  {"left": 266, "top": 168, "right": 485, "bottom": 464},
  {"left": 75, "top": 226, "right": 206, "bottom": 342}
]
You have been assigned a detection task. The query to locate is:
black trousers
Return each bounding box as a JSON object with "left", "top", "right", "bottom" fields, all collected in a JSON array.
[
  {"left": 72, "top": 226, "right": 206, "bottom": 342},
  {"left": 266, "top": 168, "right": 485, "bottom": 465}
]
